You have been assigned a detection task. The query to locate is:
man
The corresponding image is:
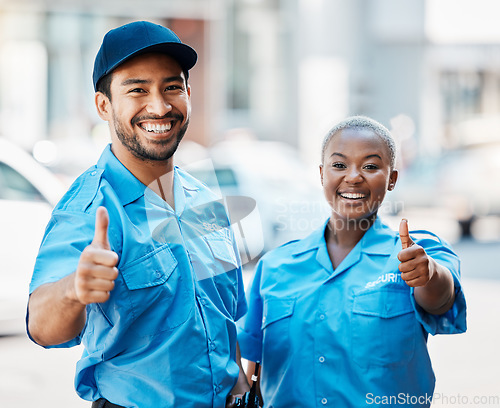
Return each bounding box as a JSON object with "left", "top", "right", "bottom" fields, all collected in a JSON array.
[{"left": 27, "top": 21, "right": 249, "bottom": 408}]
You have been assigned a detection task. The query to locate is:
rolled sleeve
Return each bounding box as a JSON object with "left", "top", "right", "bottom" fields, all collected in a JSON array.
[
  {"left": 27, "top": 211, "right": 96, "bottom": 348},
  {"left": 29, "top": 211, "right": 95, "bottom": 294},
  {"left": 410, "top": 235, "right": 467, "bottom": 335}
]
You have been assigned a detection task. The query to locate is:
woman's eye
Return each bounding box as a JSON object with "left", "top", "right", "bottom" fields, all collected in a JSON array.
[
  {"left": 332, "top": 162, "right": 346, "bottom": 169},
  {"left": 363, "top": 164, "right": 379, "bottom": 170}
]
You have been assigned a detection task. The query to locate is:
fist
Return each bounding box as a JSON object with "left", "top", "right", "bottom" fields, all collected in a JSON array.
[
  {"left": 75, "top": 207, "right": 119, "bottom": 304},
  {"left": 397, "top": 219, "right": 433, "bottom": 287}
]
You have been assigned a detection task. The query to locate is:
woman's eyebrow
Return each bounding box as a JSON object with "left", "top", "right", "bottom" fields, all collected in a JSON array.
[
  {"left": 329, "top": 152, "right": 383, "bottom": 160},
  {"left": 330, "top": 152, "right": 347, "bottom": 158},
  {"left": 365, "top": 154, "right": 382, "bottom": 160}
]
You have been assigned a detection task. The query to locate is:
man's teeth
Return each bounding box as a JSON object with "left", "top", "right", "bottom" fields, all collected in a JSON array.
[
  {"left": 340, "top": 193, "right": 366, "bottom": 199},
  {"left": 141, "top": 122, "right": 172, "bottom": 133}
]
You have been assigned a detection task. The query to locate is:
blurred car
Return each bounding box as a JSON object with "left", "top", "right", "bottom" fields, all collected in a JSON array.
[
  {"left": 180, "top": 139, "right": 330, "bottom": 262},
  {"left": 387, "top": 141, "right": 500, "bottom": 239},
  {"left": 0, "top": 138, "right": 65, "bottom": 335}
]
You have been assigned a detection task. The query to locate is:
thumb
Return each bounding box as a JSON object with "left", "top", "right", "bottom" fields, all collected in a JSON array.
[
  {"left": 399, "top": 218, "right": 414, "bottom": 250},
  {"left": 92, "top": 206, "right": 111, "bottom": 250}
]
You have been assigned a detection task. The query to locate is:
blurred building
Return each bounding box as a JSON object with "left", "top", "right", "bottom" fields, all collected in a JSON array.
[{"left": 1, "top": 0, "right": 500, "bottom": 173}]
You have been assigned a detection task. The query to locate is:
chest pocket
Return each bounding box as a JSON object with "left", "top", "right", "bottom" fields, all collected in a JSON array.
[
  {"left": 261, "top": 298, "right": 295, "bottom": 369},
  {"left": 120, "top": 244, "right": 192, "bottom": 336},
  {"left": 351, "top": 288, "right": 416, "bottom": 367}
]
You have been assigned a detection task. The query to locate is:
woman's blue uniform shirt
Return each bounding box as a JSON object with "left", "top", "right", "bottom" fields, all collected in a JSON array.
[
  {"left": 238, "top": 217, "right": 466, "bottom": 408},
  {"left": 28, "top": 145, "right": 247, "bottom": 408}
]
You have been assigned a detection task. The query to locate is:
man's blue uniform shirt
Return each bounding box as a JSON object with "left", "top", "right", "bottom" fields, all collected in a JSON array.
[
  {"left": 238, "top": 217, "right": 466, "bottom": 408},
  {"left": 28, "top": 145, "right": 247, "bottom": 408}
]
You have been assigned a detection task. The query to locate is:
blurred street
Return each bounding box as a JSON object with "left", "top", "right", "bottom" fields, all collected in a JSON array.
[
  {"left": 0, "top": 238, "right": 498, "bottom": 407},
  {"left": 1, "top": 1, "right": 500, "bottom": 407}
]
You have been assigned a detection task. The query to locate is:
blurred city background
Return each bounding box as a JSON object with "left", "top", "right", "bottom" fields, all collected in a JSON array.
[{"left": 0, "top": 0, "right": 499, "bottom": 406}]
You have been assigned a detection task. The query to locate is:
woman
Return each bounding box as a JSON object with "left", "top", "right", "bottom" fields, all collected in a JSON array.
[{"left": 238, "top": 116, "right": 466, "bottom": 407}]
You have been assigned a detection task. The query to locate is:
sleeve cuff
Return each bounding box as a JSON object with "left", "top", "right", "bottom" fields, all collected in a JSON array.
[
  {"left": 237, "top": 326, "right": 262, "bottom": 362},
  {"left": 410, "top": 274, "right": 467, "bottom": 335}
]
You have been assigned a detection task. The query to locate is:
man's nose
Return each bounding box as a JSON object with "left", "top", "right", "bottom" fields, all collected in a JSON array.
[{"left": 146, "top": 92, "right": 172, "bottom": 116}]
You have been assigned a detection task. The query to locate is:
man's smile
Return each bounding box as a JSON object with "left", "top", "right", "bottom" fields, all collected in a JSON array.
[{"left": 139, "top": 121, "right": 173, "bottom": 134}]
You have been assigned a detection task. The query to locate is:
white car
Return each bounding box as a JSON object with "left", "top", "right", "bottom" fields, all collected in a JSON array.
[{"left": 0, "top": 138, "right": 65, "bottom": 335}]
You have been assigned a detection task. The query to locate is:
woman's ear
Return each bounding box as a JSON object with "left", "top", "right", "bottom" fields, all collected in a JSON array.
[
  {"left": 388, "top": 169, "right": 398, "bottom": 191},
  {"left": 95, "top": 92, "right": 112, "bottom": 121},
  {"left": 319, "top": 164, "right": 324, "bottom": 186}
]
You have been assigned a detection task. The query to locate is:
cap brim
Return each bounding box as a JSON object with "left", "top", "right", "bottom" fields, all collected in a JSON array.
[{"left": 106, "top": 42, "right": 197, "bottom": 78}]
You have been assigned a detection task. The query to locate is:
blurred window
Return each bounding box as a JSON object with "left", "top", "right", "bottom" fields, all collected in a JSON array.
[
  {"left": 0, "top": 162, "right": 45, "bottom": 202},
  {"left": 188, "top": 167, "right": 238, "bottom": 189},
  {"left": 440, "top": 71, "right": 482, "bottom": 124},
  {"left": 214, "top": 168, "right": 238, "bottom": 188}
]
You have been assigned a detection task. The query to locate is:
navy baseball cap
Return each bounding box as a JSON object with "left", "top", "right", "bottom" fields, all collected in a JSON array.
[{"left": 93, "top": 20, "right": 197, "bottom": 91}]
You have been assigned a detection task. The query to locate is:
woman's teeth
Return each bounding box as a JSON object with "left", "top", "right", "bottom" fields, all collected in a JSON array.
[{"left": 340, "top": 192, "right": 366, "bottom": 199}]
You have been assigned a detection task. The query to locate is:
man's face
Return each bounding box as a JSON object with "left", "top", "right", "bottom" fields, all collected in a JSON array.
[{"left": 104, "top": 53, "right": 191, "bottom": 162}]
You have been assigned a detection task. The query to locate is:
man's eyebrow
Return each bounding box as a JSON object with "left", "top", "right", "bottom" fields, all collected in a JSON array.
[
  {"left": 120, "top": 76, "right": 184, "bottom": 87},
  {"left": 120, "top": 78, "right": 150, "bottom": 86}
]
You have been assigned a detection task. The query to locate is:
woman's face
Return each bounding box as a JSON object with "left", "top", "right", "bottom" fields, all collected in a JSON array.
[{"left": 320, "top": 128, "right": 398, "bottom": 222}]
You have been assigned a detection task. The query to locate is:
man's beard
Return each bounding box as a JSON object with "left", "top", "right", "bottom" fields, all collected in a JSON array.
[{"left": 113, "top": 111, "right": 189, "bottom": 162}]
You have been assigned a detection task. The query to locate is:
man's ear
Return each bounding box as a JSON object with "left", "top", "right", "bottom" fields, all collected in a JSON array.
[{"left": 95, "top": 92, "right": 111, "bottom": 121}]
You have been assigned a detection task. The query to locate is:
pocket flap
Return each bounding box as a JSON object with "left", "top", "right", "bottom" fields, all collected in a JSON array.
[
  {"left": 262, "top": 298, "right": 295, "bottom": 329},
  {"left": 121, "top": 245, "right": 177, "bottom": 290},
  {"left": 205, "top": 231, "right": 238, "bottom": 266},
  {"left": 353, "top": 289, "right": 413, "bottom": 318}
]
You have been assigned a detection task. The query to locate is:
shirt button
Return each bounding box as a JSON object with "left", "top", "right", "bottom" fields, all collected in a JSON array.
[
  {"left": 319, "top": 356, "right": 325, "bottom": 363},
  {"left": 321, "top": 398, "right": 328, "bottom": 405},
  {"left": 214, "top": 384, "right": 222, "bottom": 393},
  {"left": 90, "top": 170, "right": 97, "bottom": 176},
  {"left": 210, "top": 342, "right": 217, "bottom": 351},
  {"left": 155, "top": 271, "right": 162, "bottom": 278},
  {"left": 319, "top": 314, "right": 325, "bottom": 320}
]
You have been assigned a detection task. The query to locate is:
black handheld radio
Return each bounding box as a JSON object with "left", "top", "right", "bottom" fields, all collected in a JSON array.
[{"left": 235, "top": 362, "right": 260, "bottom": 408}]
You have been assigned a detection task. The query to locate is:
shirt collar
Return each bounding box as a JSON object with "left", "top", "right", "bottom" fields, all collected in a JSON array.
[
  {"left": 174, "top": 166, "right": 200, "bottom": 192},
  {"left": 97, "top": 144, "right": 146, "bottom": 206},
  {"left": 360, "top": 216, "right": 398, "bottom": 255},
  {"left": 291, "top": 216, "right": 397, "bottom": 257}
]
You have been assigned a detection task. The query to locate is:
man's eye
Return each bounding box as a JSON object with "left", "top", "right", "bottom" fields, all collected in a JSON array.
[
  {"left": 165, "top": 85, "right": 182, "bottom": 91},
  {"left": 129, "top": 88, "right": 145, "bottom": 93}
]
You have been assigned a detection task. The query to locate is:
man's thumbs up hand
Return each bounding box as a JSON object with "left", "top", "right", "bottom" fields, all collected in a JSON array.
[
  {"left": 74, "top": 207, "right": 119, "bottom": 305},
  {"left": 397, "top": 219, "right": 433, "bottom": 287},
  {"left": 92, "top": 206, "right": 112, "bottom": 250}
]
